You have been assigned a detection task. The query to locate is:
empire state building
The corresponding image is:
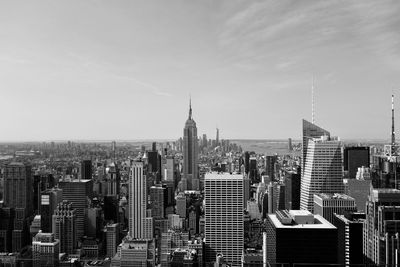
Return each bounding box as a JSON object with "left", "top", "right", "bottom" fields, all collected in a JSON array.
[{"left": 183, "top": 99, "right": 199, "bottom": 190}]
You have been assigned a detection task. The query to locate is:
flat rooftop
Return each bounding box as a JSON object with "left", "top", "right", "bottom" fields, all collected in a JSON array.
[
  {"left": 205, "top": 172, "right": 243, "bottom": 181},
  {"left": 269, "top": 214, "right": 336, "bottom": 229},
  {"left": 315, "top": 193, "right": 355, "bottom": 201}
]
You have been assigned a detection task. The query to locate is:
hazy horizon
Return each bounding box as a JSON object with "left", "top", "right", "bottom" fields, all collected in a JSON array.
[{"left": 1, "top": 1, "right": 400, "bottom": 141}]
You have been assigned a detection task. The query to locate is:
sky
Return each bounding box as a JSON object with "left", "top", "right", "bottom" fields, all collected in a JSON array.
[{"left": 1, "top": 0, "right": 400, "bottom": 141}]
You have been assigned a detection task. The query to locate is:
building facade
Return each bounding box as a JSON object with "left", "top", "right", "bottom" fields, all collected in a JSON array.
[{"left": 205, "top": 173, "right": 243, "bottom": 266}]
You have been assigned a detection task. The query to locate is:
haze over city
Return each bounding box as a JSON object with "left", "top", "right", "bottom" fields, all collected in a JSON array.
[{"left": 1, "top": 0, "right": 400, "bottom": 141}]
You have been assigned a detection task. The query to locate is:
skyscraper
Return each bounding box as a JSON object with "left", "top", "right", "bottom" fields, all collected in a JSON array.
[
  {"left": 343, "top": 146, "right": 370, "bottom": 178},
  {"left": 40, "top": 187, "right": 63, "bottom": 233},
  {"left": 363, "top": 188, "right": 400, "bottom": 265},
  {"left": 80, "top": 159, "right": 92, "bottom": 180},
  {"left": 300, "top": 136, "right": 344, "bottom": 212},
  {"left": 205, "top": 173, "right": 243, "bottom": 266},
  {"left": 183, "top": 98, "right": 199, "bottom": 190},
  {"left": 52, "top": 200, "right": 76, "bottom": 254},
  {"left": 302, "top": 119, "right": 330, "bottom": 172},
  {"left": 59, "top": 179, "right": 93, "bottom": 239},
  {"left": 3, "top": 162, "right": 33, "bottom": 252},
  {"left": 129, "top": 161, "right": 152, "bottom": 239}
]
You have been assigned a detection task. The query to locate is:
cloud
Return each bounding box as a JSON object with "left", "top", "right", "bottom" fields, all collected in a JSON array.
[{"left": 217, "top": 0, "right": 400, "bottom": 70}]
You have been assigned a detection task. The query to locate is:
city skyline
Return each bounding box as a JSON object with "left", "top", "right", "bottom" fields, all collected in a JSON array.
[{"left": 1, "top": 1, "right": 400, "bottom": 141}]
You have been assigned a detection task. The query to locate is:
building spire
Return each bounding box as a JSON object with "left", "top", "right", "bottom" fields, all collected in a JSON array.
[
  {"left": 189, "top": 95, "right": 192, "bottom": 120},
  {"left": 392, "top": 94, "right": 396, "bottom": 148},
  {"left": 312, "top": 75, "right": 315, "bottom": 124}
]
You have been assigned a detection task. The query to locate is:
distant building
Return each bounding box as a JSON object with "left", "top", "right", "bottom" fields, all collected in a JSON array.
[
  {"left": 160, "top": 230, "right": 189, "bottom": 267},
  {"left": 344, "top": 147, "right": 370, "bottom": 178},
  {"left": 3, "top": 162, "right": 33, "bottom": 252},
  {"left": 249, "top": 157, "right": 257, "bottom": 182},
  {"left": 129, "top": 161, "right": 153, "bottom": 239},
  {"left": 52, "top": 200, "right": 76, "bottom": 254},
  {"left": 284, "top": 167, "right": 301, "bottom": 210},
  {"left": 106, "top": 223, "right": 120, "bottom": 258},
  {"left": 313, "top": 193, "right": 357, "bottom": 224},
  {"left": 40, "top": 187, "right": 63, "bottom": 233},
  {"left": 265, "top": 156, "right": 277, "bottom": 181},
  {"left": 205, "top": 173, "right": 243, "bottom": 266},
  {"left": 150, "top": 185, "right": 166, "bottom": 219},
  {"left": 112, "top": 238, "right": 155, "bottom": 267},
  {"left": 265, "top": 210, "right": 338, "bottom": 265},
  {"left": 59, "top": 179, "right": 93, "bottom": 239},
  {"left": 183, "top": 99, "right": 199, "bottom": 190},
  {"left": 32, "top": 231, "right": 59, "bottom": 267},
  {"left": 81, "top": 159, "right": 92, "bottom": 180},
  {"left": 175, "top": 193, "right": 187, "bottom": 219},
  {"left": 300, "top": 136, "right": 344, "bottom": 213}
]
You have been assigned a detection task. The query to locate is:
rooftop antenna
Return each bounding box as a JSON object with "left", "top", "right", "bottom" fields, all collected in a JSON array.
[
  {"left": 392, "top": 94, "right": 396, "bottom": 149},
  {"left": 189, "top": 94, "right": 192, "bottom": 120},
  {"left": 312, "top": 75, "right": 315, "bottom": 124}
]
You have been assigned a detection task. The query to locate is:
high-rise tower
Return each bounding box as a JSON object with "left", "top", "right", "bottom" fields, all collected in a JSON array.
[
  {"left": 183, "top": 98, "right": 199, "bottom": 190},
  {"left": 302, "top": 119, "right": 330, "bottom": 172},
  {"left": 129, "top": 161, "right": 153, "bottom": 239},
  {"left": 300, "top": 136, "right": 344, "bottom": 212},
  {"left": 205, "top": 173, "right": 243, "bottom": 266}
]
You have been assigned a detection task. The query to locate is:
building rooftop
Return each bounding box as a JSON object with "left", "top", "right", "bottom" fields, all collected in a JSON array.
[
  {"left": 205, "top": 172, "right": 243, "bottom": 181},
  {"left": 315, "top": 193, "right": 355, "bottom": 201},
  {"left": 269, "top": 212, "right": 336, "bottom": 229}
]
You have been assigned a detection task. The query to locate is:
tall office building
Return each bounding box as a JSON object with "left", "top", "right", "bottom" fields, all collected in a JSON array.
[
  {"left": 216, "top": 128, "right": 219, "bottom": 147},
  {"left": 3, "top": 162, "right": 33, "bottom": 252},
  {"left": 344, "top": 146, "right": 370, "bottom": 178},
  {"left": 205, "top": 173, "right": 243, "bottom": 266},
  {"left": 183, "top": 99, "right": 199, "bottom": 190},
  {"left": 175, "top": 193, "right": 187, "bottom": 219},
  {"left": 80, "top": 159, "right": 92, "bottom": 180},
  {"left": 300, "top": 136, "right": 344, "bottom": 213},
  {"left": 265, "top": 210, "right": 338, "bottom": 266},
  {"left": 32, "top": 231, "right": 60, "bottom": 267},
  {"left": 302, "top": 119, "right": 330, "bottom": 171},
  {"left": 244, "top": 152, "right": 250, "bottom": 175},
  {"left": 106, "top": 162, "right": 120, "bottom": 196},
  {"left": 40, "top": 187, "right": 63, "bottom": 233},
  {"left": 59, "top": 179, "right": 93, "bottom": 239},
  {"left": 284, "top": 167, "right": 301, "bottom": 210},
  {"left": 52, "top": 200, "right": 76, "bottom": 254},
  {"left": 333, "top": 212, "right": 365, "bottom": 267},
  {"left": 129, "top": 161, "right": 153, "bottom": 239},
  {"left": 106, "top": 223, "right": 120, "bottom": 258},
  {"left": 265, "top": 156, "right": 277, "bottom": 181},
  {"left": 363, "top": 188, "right": 400, "bottom": 265},
  {"left": 150, "top": 185, "right": 165, "bottom": 219}
]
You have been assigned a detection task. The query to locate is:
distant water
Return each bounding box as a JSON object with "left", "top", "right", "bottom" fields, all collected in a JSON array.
[{"left": 231, "top": 139, "right": 301, "bottom": 155}]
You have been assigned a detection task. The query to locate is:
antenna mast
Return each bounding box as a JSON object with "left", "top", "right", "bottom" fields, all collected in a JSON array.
[{"left": 312, "top": 76, "right": 315, "bottom": 124}]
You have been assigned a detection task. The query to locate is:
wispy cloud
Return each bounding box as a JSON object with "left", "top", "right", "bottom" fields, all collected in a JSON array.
[{"left": 217, "top": 0, "right": 400, "bottom": 70}]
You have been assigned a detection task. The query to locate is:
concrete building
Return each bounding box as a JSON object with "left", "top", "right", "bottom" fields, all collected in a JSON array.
[
  {"left": 129, "top": 161, "right": 153, "bottom": 239},
  {"left": 205, "top": 172, "right": 243, "bottom": 266},
  {"left": 32, "top": 231, "right": 60, "bottom": 267},
  {"left": 175, "top": 193, "right": 187, "bottom": 219},
  {"left": 111, "top": 237, "right": 155, "bottom": 267},
  {"left": 160, "top": 230, "right": 189, "bottom": 267},
  {"left": 313, "top": 193, "right": 357, "bottom": 224}
]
